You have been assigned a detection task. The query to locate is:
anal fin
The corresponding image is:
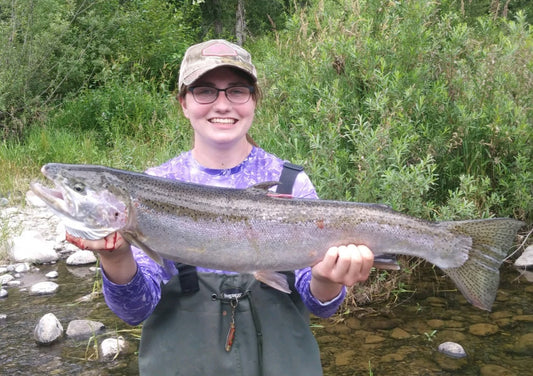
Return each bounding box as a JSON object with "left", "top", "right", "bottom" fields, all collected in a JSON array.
[{"left": 253, "top": 271, "right": 291, "bottom": 293}]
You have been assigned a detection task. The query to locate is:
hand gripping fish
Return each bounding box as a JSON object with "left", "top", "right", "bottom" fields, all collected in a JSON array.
[{"left": 30, "top": 163, "right": 524, "bottom": 311}]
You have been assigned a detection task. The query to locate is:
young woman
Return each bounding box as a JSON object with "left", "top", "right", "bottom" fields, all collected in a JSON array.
[{"left": 69, "top": 39, "right": 374, "bottom": 375}]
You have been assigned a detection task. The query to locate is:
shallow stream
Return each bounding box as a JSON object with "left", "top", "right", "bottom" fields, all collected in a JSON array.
[{"left": 1, "top": 261, "right": 532, "bottom": 375}]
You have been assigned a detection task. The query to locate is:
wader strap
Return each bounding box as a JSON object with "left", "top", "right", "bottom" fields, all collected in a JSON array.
[
  {"left": 175, "top": 263, "right": 199, "bottom": 294},
  {"left": 276, "top": 162, "right": 304, "bottom": 195}
]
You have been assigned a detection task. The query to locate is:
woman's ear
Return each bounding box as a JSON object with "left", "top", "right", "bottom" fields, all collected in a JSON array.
[{"left": 179, "top": 95, "right": 190, "bottom": 119}]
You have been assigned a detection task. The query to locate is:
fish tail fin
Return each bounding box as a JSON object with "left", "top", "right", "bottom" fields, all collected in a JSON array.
[{"left": 440, "top": 218, "right": 524, "bottom": 311}]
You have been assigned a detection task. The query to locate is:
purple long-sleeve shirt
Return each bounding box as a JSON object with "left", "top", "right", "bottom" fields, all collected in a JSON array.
[{"left": 101, "top": 147, "right": 346, "bottom": 325}]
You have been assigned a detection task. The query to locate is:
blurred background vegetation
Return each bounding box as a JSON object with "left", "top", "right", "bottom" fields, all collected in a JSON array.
[{"left": 1, "top": 0, "right": 532, "bottom": 225}]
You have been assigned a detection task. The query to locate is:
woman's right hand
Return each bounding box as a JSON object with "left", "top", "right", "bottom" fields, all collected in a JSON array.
[{"left": 66, "top": 231, "right": 137, "bottom": 284}]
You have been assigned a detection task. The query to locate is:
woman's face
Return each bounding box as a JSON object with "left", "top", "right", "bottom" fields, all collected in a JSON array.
[{"left": 180, "top": 67, "right": 256, "bottom": 149}]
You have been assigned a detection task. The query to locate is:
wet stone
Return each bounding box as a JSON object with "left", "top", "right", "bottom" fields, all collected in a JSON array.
[
  {"left": 34, "top": 313, "right": 63, "bottom": 345},
  {"left": 365, "top": 318, "right": 400, "bottom": 330},
  {"left": 468, "top": 323, "right": 499, "bottom": 336},
  {"left": 46, "top": 271, "right": 59, "bottom": 279},
  {"left": 480, "top": 364, "right": 517, "bottom": 376},
  {"left": 438, "top": 341, "right": 467, "bottom": 358},
  {"left": 509, "top": 332, "right": 533, "bottom": 354},
  {"left": 435, "top": 351, "right": 468, "bottom": 371},
  {"left": 380, "top": 351, "right": 406, "bottom": 362},
  {"left": 100, "top": 336, "right": 129, "bottom": 359},
  {"left": 365, "top": 334, "right": 386, "bottom": 344},
  {"left": 344, "top": 317, "right": 361, "bottom": 330},
  {"left": 390, "top": 327, "right": 411, "bottom": 339},
  {"left": 0, "top": 274, "right": 14, "bottom": 285},
  {"left": 513, "top": 315, "right": 533, "bottom": 323},
  {"left": 8, "top": 230, "right": 59, "bottom": 263},
  {"left": 335, "top": 350, "right": 356, "bottom": 366},
  {"left": 66, "top": 250, "right": 97, "bottom": 266},
  {"left": 490, "top": 310, "right": 513, "bottom": 320},
  {"left": 30, "top": 281, "right": 59, "bottom": 295},
  {"left": 0, "top": 288, "right": 7, "bottom": 298},
  {"left": 514, "top": 245, "right": 533, "bottom": 268},
  {"left": 66, "top": 320, "right": 105, "bottom": 340}
]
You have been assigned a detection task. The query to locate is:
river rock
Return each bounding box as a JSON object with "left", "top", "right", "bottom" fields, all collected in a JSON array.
[
  {"left": 7, "top": 230, "right": 59, "bottom": 263},
  {"left": 514, "top": 245, "right": 533, "bottom": 268},
  {"left": 0, "top": 288, "right": 7, "bottom": 298},
  {"left": 365, "top": 334, "right": 386, "bottom": 344},
  {"left": 46, "top": 271, "right": 59, "bottom": 279},
  {"left": 390, "top": 327, "right": 411, "bottom": 339},
  {"left": 100, "top": 336, "right": 128, "bottom": 359},
  {"left": 30, "top": 281, "right": 59, "bottom": 295},
  {"left": 468, "top": 323, "right": 498, "bottom": 336},
  {"left": 34, "top": 313, "right": 63, "bottom": 345},
  {"left": 66, "top": 320, "right": 105, "bottom": 339},
  {"left": 480, "top": 364, "right": 517, "bottom": 376},
  {"left": 438, "top": 341, "right": 467, "bottom": 358},
  {"left": 66, "top": 250, "right": 97, "bottom": 266},
  {"left": 509, "top": 332, "right": 533, "bottom": 354},
  {"left": 0, "top": 273, "right": 14, "bottom": 285}
]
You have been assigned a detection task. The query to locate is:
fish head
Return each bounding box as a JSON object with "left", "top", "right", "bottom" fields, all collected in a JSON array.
[{"left": 30, "top": 163, "right": 130, "bottom": 240}]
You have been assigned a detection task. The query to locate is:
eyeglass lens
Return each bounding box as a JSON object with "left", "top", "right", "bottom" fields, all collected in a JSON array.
[{"left": 189, "top": 86, "right": 253, "bottom": 104}]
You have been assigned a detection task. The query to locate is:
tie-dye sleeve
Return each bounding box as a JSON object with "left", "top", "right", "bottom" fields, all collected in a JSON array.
[{"left": 101, "top": 247, "right": 176, "bottom": 325}]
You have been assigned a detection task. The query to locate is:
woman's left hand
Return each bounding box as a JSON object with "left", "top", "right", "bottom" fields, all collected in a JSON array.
[{"left": 310, "top": 244, "right": 374, "bottom": 302}]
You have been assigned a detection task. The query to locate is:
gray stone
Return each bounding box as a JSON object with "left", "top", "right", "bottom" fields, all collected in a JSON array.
[
  {"left": 46, "top": 271, "right": 59, "bottom": 279},
  {"left": 66, "top": 320, "right": 105, "bottom": 339},
  {"left": 515, "top": 245, "right": 533, "bottom": 268},
  {"left": 8, "top": 230, "right": 59, "bottom": 263},
  {"left": 66, "top": 250, "right": 97, "bottom": 266},
  {"left": 438, "top": 341, "right": 467, "bottom": 359},
  {"left": 34, "top": 313, "right": 63, "bottom": 345},
  {"left": 0, "top": 288, "right": 7, "bottom": 298},
  {"left": 30, "top": 281, "right": 59, "bottom": 295},
  {"left": 0, "top": 274, "right": 14, "bottom": 285},
  {"left": 100, "top": 336, "right": 128, "bottom": 359}
]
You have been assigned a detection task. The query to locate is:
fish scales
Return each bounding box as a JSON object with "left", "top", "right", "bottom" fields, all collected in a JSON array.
[
  {"left": 30, "top": 163, "right": 525, "bottom": 311},
  {"left": 127, "top": 180, "right": 470, "bottom": 271}
]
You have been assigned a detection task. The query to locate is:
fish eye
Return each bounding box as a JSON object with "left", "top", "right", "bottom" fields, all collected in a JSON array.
[{"left": 73, "top": 182, "right": 85, "bottom": 193}]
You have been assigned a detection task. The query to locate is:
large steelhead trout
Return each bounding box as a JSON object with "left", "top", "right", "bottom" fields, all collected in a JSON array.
[{"left": 30, "top": 163, "right": 524, "bottom": 311}]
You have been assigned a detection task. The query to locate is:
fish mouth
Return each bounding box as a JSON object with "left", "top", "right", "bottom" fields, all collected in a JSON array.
[
  {"left": 30, "top": 164, "right": 72, "bottom": 215},
  {"left": 30, "top": 180, "right": 70, "bottom": 216}
]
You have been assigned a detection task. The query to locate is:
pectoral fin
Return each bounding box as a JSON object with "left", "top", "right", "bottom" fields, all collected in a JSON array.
[
  {"left": 253, "top": 271, "right": 291, "bottom": 293},
  {"left": 121, "top": 232, "right": 164, "bottom": 266}
]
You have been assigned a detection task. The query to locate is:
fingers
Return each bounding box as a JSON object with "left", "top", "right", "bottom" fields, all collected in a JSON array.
[
  {"left": 65, "top": 232, "right": 126, "bottom": 252},
  {"left": 313, "top": 244, "right": 374, "bottom": 287}
]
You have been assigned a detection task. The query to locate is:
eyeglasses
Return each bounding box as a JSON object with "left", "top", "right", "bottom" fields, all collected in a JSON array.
[{"left": 188, "top": 85, "right": 254, "bottom": 104}]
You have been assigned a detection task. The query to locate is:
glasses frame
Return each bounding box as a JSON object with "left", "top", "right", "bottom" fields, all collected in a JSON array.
[{"left": 187, "top": 85, "right": 255, "bottom": 104}]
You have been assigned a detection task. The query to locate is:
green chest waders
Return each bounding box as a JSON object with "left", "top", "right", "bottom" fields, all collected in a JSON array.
[{"left": 138, "top": 272, "right": 323, "bottom": 376}]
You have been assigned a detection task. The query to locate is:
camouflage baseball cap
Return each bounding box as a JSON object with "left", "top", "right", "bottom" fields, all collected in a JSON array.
[{"left": 178, "top": 39, "right": 257, "bottom": 88}]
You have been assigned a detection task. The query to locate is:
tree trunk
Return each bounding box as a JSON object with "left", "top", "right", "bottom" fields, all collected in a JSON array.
[{"left": 235, "top": 0, "right": 246, "bottom": 46}]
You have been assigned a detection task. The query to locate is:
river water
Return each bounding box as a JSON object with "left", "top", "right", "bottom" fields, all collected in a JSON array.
[{"left": 1, "top": 260, "right": 532, "bottom": 375}]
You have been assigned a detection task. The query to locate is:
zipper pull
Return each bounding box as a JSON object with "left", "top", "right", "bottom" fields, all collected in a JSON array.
[{"left": 225, "top": 298, "right": 238, "bottom": 352}]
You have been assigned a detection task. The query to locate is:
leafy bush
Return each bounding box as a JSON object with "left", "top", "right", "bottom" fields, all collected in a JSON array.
[{"left": 252, "top": 0, "right": 532, "bottom": 222}]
